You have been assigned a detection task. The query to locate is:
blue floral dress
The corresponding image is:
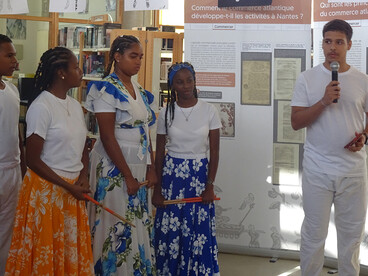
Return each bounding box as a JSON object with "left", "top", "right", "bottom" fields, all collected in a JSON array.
[
  {"left": 154, "top": 154, "right": 220, "bottom": 276},
  {"left": 85, "top": 73, "right": 156, "bottom": 276}
]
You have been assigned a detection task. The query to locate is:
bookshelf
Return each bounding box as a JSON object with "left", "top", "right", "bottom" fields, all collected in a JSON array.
[
  {"left": 77, "top": 31, "right": 110, "bottom": 103},
  {"left": 145, "top": 31, "right": 183, "bottom": 113}
]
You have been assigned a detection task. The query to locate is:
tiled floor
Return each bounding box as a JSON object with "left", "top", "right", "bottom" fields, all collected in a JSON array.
[{"left": 218, "top": 253, "right": 337, "bottom": 276}]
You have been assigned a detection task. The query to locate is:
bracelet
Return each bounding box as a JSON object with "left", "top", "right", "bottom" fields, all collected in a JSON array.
[
  {"left": 320, "top": 99, "right": 328, "bottom": 107},
  {"left": 206, "top": 178, "right": 214, "bottom": 185}
]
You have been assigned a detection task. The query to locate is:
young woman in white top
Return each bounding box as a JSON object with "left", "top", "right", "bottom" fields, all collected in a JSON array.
[
  {"left": 85, "top": 35, "right": 157, "bottom": 275},
  {"left": 5, "top": 47, "right": 94, "bottom": 275},
  {"left": 152, "top": 62, "right": 221, "bottom": 275}
]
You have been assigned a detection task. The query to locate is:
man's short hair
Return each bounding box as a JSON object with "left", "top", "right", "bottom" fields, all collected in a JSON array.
[
  {"left": 323, "top": 19, "right": 353, "bottom": 42},
  {"left": 0, "top": 34, "right": 12, "bottom": 46}
]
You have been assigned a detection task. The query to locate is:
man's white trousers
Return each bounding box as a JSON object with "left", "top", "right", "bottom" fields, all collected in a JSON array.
[{"left": 300, "top": 168, "right": 367, "bottom": 276}]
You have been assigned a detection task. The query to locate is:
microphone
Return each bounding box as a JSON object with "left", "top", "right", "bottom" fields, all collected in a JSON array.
[{"left": 330, "top": 61, "right": 340, "bottom": 103}]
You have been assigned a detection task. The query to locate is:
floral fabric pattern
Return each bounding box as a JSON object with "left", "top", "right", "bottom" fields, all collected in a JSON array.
[
  {"left": 154, "top": 155, "right": 219, "bottom": 276},
  {"left": 87, "top": 73, "right": 156, "bottom": 275},
  {"left": 87, "top": 73, "right": 156, "bottom": 161},
  {"left": 5, "top": 169, "right": 94, "bottom": 275},
  {"left": 90, "top": 155, "right": 155, "bottom": 276}
]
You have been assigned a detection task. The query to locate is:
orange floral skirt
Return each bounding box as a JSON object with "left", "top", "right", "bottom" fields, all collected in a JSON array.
[{"left": 5, "top": 169, "right": 94, "bottom": 276}]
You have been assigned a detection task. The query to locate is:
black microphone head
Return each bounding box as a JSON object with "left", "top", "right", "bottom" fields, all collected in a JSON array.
[{"left": 331, "top": 61, "right": 340, "bottom": 72}]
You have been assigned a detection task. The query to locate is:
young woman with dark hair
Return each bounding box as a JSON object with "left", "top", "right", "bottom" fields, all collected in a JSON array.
[
  {"left": 85, "top": 35, "right": 157, "bottom": 275},
  {"left": 152, "top": 62, "right": 221, "bottom": 275},
  {"left": 5, "top": 47, "right": 93, "bottom": 275}
]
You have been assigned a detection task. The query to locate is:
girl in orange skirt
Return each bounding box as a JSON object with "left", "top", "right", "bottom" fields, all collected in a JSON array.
[{"left": 5, "top": 47, "right": 94, "bottom": 275}]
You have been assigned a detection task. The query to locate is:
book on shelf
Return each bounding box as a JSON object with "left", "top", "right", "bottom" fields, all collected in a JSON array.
[
  {"left": 85, "top": 26, "right": 94, "bottom": 48},
  {"left": 85, "top": 25, "right": 112, "bottom": 48},
  {"left": 59, "top": 27, "right": 67, "bottom": 47},
  {"left": 103, "top": 23, "right": 122, "bottom": 47},
  {"left": 60, "top": 25, "right": 111, "bottom": 49},
  {"left": 67, "top": 87, "right": 79, "bottom": 100},
  {"left": 132, "top": 26, "right": 159, "bottom": 31},
  {"left": 162, "top": 38, "right": 174, "bottom": 50},
  {"left": 85, "top": 111, "right": 99, "bottom": 135},
  {"left": 83, "top": 53, "right": 105, "bottom": 78},
  {"left": 66, "top": 87, "right": 87, "bottom": 103},
  {"left": 59, "top": 26, "right": 87, "bottom": 48},
  {"left": 75, "top": 26, "right": 87, "bottom": 48},
  {"left": 66, "top": 27, "right": 76, "bottom": 48},
  {"left": 160, "top": 61, "right": 172, "bottom": 81},
  {"left": 160, "top": 25, "right": 176, "bottom": 32},
  {"left": 19, "top": 104, "right": 27, "bottom": 121},
  {"left": 159, "top": 91, "right": 168, "bottom": 109},
  {"left": 80, "top": 87, "right": 87, "bottom": 102},
  {"left": 95, "top": 26, "right": 104, "bottom": 48}
]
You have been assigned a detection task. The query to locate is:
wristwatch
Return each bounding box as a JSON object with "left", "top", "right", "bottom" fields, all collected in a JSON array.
[{"left": 363, "top": 133, "right": 368, "bottom": 145}]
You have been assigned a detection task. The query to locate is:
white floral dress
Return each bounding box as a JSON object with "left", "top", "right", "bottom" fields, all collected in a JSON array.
[{"left": 85, "top": 73, "right": 156, "bottom": 276}]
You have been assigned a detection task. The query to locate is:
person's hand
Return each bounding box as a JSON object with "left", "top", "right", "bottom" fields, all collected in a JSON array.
[
  {"left": 75, "top": 173, "right": 89, "bottom": 189},
  {"left": 152, "top": 190, "right": 166, "bottom": 208},
  {"left": 145, "top": 166, "right": 158, "bottom": 188},
  {"left": 322, "top": 81, "right": 340, "bottom": 105},
  {"left": 200, "top": 184, "right": 215, "bottom": 204},
  {"left": 347, "top": 132, "right": 365, "bottom": 152},
  {"left": 67, "top": 183, "right": 91, "bottom": 201},
  {"left": 125, "top": 176, "right": 140, "bottom": 195}
]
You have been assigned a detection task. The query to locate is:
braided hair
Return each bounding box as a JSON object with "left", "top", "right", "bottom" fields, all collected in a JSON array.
[
  {"left": 164, "top": 62, "right": 198, "bottom": 134},
  {"left": 30, "top": 47, "right": 74, "bottom": 106},
  {"left": 0, "top": 34, "right": 12, "bottom": 47},
  {"left": 104, "top": 35, "right": 140, "bottom": 78}
]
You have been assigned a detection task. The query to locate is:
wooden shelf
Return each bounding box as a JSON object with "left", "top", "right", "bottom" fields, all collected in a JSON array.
[
  {"left": 82, "top": 48, "right": 110, "bottom": 52},
  {"left": 83, "top": 76, "right": 103, "bottom": 81}
]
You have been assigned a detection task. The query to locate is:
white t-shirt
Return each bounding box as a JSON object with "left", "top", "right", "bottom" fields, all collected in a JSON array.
[
  {"left": 291, "top": 64, "right": 368, "bottom": 176},
  {"left": 0, "top": 81, "right": 20, "bottom": 169},
  {"left": 157, "top": 99, "right": 222, "bottom": 158},
  {"left": 26, "top": 91, "right": 87, "bottom": 173}
]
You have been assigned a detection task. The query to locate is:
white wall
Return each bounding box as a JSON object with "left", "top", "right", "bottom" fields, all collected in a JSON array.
[{"left": 0, "top": 18, "right": 49, "bottom": 75}]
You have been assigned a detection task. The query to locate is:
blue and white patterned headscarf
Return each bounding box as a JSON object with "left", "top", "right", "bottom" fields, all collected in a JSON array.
[{"left": 168, "top": 62, "right": 195, "bottom": 87}]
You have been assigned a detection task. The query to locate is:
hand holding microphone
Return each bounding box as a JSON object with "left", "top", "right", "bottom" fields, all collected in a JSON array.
[{"left": 331, "top": 61, "right": 340, "bottom": 103}]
